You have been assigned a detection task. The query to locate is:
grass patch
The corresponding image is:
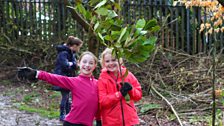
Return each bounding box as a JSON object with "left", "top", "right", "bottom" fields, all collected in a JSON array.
[
  {"left": 49, "top": 91, "right": 61, "bottom": 99},
  {"left": 23, "top": 92, "right": 41, "bottom": 103},
  {"left": 0, "top": 80, "right": 12, "bottom": 85},
  {"left": 18, "top": 104, "right": 59, "bottom": 119}
]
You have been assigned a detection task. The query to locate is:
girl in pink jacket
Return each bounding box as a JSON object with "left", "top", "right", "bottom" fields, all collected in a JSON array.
[
  {"left": 98, "top": 48, "right": 142, "bottom": 126},
  {"left": 18, "top": 51, "right": 101, "bottom": 126}
]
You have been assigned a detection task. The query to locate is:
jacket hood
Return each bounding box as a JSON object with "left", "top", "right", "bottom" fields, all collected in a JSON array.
[{"left": 56, "top": 44, "right": 71, "bottom": 53}]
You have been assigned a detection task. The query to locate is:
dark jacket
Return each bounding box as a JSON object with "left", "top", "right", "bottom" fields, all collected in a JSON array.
[
  {"left": 54, "top": 44, "right": 77, "bottom": 76},
  {"left": 53, "top": 44, "right": 77, "bottom": 91}
]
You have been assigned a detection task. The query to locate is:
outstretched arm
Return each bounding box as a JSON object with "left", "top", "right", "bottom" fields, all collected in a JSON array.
[
  {"left": 17, "top": 67, "right": 74, "bottom": 90},
  {"left": 37, "top": 71, "right": 74, "bottom": 90}
]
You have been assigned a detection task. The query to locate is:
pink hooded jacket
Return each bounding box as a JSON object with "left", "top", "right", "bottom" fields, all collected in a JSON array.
[{"left": 38, "top": 71, "right": 100, "bottom": 126}]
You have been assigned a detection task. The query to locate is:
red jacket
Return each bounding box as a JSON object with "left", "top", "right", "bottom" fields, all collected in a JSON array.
[{"left": 98, "top": 67, "right": 142, "bottom": 126}]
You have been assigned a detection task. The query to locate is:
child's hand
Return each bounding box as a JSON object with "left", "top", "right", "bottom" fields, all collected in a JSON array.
[
  {"left": 17, "top": 67, "right": 38, "bottom": 81},
  {"left": 120, "top": 82, "right": 132, "bottom": 97}
]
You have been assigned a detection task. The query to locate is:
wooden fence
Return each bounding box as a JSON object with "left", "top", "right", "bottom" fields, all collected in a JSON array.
[{"left": 0, "top": 0, "right": 223, "bottom": 54}]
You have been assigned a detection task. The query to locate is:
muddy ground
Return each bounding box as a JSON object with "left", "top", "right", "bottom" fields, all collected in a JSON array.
[
  {"left": 0, "top": 82, "right": 209, "bottom": 126},
  {"left": 0, "top": 64, "right": 211, "bottom": 126}
]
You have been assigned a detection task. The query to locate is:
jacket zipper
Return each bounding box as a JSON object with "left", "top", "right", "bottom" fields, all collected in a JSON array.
[{"left": 108, "top": 71, "right": 125, "bottom": 126}]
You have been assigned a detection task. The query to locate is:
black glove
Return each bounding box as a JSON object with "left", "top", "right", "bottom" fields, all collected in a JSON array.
[
  {"left": 96, "top": 120, "right": 102, "bottom": 126},
  {"left": 17, "top": 67, "right": 37, "bottom": 81},
  {"left": 120, "top": 82, "right": 132, "bottom": 97}
]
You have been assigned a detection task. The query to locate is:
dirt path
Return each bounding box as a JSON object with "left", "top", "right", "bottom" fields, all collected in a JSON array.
[
  {"left": 0, "top": 90, "right": 62, "bottom": 126},
  {"left": 0, "top": 83, "right": 205, "bottom": 126}
]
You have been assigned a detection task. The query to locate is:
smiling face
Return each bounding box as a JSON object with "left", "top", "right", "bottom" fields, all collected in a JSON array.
[
  {"left": 103, "top": 53, "right": 119, "bottom": 73},
  {"left": 78, "top": 54, "right": 96, "bottom": 77}
]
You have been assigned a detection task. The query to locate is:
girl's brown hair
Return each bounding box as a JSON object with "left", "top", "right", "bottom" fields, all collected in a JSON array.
[
  {"left": 66, "top": 36, "right": 83, "bottom": 47},
  {"left": 79, "top": 51, "right": 98, "bottom": 65}
]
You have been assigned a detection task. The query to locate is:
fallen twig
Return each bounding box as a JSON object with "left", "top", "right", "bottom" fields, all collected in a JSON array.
[
  {"left": 151, "top": 83, "right": 183, "bottom": 126},
  {"left": 156, "top": 111, "right": 162, "bottom": 126}
]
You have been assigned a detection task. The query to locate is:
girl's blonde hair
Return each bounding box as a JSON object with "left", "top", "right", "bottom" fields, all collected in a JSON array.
[
  {"left": 100, "top": 48, "right": 123, "bottom": 68},
  {"left": 79, "top": 51, "right": 98, "bottom": 65}
]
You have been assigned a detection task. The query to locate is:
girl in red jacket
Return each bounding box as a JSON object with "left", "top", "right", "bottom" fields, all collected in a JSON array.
[{"left": 98, "top": 48, "right": 142, "bottom": 126}]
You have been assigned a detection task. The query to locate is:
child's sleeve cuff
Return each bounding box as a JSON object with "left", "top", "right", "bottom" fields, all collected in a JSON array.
[{"left": 36, "top": 71, "right": 40, "bottom": 78}]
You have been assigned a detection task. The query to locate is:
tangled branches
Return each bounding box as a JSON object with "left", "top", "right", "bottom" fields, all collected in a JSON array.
[{"left": 127, "top": 46, "right": 224, "bottom": 118}]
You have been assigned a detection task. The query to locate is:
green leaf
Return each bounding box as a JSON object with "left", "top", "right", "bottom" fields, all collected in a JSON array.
[
  {"left": 111, "top": 31, "right": 120, "bottom": 40},
  {"left": 123, "top": 49, "right": 132, "bottom": 57},
  {"left": 136, "top": 19, "right": 146, "bottom": 28},
  {"left": 108, "top": 19, "right": 121, "bottom": 31},
  {"left": 118, "top": 27, "right": 127, "bottom": 42},
  {"left": 111, "top": 24, "right": 121, "bottom": 31},
  {"left": 114, "top": 3, "right": 121, "bottom": 11},
  {"left": 120, "top": 31, "right": 129, "bottom": 45},
  {"left": 125, "top": 94, "right": 130, "bottom": 102},
  {"left": 115, "top": 19, "right": 123, "bottom": 26},
  {"left": 128, "top": 55, "right": 147, "bottom": 63},
  {"left": 100, "top": 20, "right": 113, "bottom": 30},
  {"left": 151, "top": 25, "right": 161, "bottom": 32},
  {"left": 126, "top": 42, "right": 155, "bottom": 63},
  {"left": 144, "top": 18, "right": 158, "bottom": 30},
  {"left": 89, "top": 0, "right": 101, "bottom": 5},
  {"left": 94, "top": 0, "right": 107, "bottom": 9},
  {"left": 96, "top": 8, "right": 108, "bottom": 16},
  {"left": 76, "top": 3, "right": 86, "bottom": 16},
  {"left": 98, "top": 32, "right": 104, "bottom": 41},
  {"left": 125, "top": 39, "right": 137, "bottom": 48},
  {"left": 134, "top": 28, "right": 142, "bottom": 37},
  {"left": 221, "top": 89, "right": 224, "bottom": 97},
  {"left": 85, "top": 11, "right": 92, "bottom": 20},
  {"left": 98, "top": 32, "right": 107, "bottom": 46},
  {"left": 94, "top": 22, "right": 100, "bottom": 31},
  {"left": 140, "top": 103, "right": 162, "bottom": 113},
  {"left": 104, "top": 35, "right": 111, "bottom": 41},
  {"left": 91, "top": 15, "right": 97, "bottom": 23},
  {"left": 114, "top": 42, "right": 122, "bottom": 48},
  {"left": 143, "top": 37, "right": 157, "bottom": 45},
  {"left": 107, "top": 10, "right": 118, "bottom": 19},
  {"left": 124, "top": 36, "right": 132, "bottom": 47},
  {"left": 140, "top": 30, "right": 147, "bottom": 35}
]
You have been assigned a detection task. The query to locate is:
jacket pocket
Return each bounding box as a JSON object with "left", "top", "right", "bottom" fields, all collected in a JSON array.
[
  {"left": 108, "top": 104, "right": 117, "bottom": 114},
  {"left": 126, "top": 102, "right": 136, "bottom": 112},
  {"left": 106, "top": 104, "right": 120, "bottom": 122}
]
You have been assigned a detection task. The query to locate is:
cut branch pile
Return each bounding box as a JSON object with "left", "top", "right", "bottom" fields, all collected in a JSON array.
[{"left": 127, "top": 46, "right": 224, "bottom": 120}]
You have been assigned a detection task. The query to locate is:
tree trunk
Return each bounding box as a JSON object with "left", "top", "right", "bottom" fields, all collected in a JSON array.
[
  {"left": 63, "top": 0, "right": 99, "bottom": 56},
  {"left": 88, "top": 34, "right": 99, "bottom": 56}
]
